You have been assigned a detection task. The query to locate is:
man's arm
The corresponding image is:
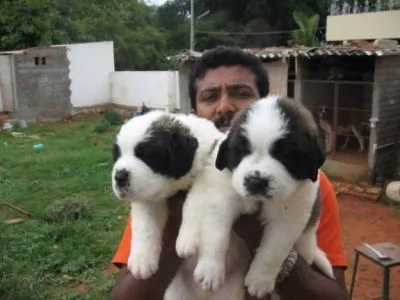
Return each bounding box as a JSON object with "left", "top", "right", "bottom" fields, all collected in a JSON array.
[
  {"left": 276, "top": 257, "right": 348, "bottom": 300},
  {"left": 111, "top": 192, "right": 186, "bottom": 300}
]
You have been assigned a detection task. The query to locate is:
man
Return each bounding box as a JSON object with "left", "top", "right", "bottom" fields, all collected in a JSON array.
[{"left": 111, "top": 46, "right": 349, "bottom": 300}]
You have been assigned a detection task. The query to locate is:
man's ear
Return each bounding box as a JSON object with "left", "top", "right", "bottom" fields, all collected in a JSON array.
[{"left": 215, "top": 139, "right": 229, "bottom": 170}]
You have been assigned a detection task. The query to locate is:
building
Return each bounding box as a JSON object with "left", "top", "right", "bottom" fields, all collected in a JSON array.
[{"left": 0, "top": 41, "right": 115, "bottom": 121}]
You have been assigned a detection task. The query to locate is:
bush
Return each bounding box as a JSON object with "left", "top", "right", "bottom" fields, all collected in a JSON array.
[
  {"left": 43, "top": 197, "right": 92, "bottom": 223},
  {"left": 102, "top": 111, "right": 123, "bottom": 126}
]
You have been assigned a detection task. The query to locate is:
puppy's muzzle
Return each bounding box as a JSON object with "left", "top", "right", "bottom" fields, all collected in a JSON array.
[
  {"left": 114, "top": 169, "right": 130, "bottom": 188},
  {"left": 244, "top": 173, "right": 270, "bottom": 196}
]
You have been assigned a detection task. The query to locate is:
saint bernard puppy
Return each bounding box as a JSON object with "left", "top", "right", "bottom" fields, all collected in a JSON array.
[
  {"left": 177, "top": 95, "right": 335, "bottom": 299},
  {"left": 112, "top": 110, "right": 250, "bottom": 300}
]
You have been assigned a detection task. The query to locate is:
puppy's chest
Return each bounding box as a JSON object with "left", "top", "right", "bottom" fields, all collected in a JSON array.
[{"left": 256, "top": 199, "right": 296, "bottom": 224}]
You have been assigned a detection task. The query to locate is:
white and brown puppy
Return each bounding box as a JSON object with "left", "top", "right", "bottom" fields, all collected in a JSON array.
[
  {"left": 112, "top": 110, "right": 251, "bottom": 300},
  {"left": 178, "top": 95, "right": 335, "bottom": 299},
  {"left": 112, "top": 110, "right": 222, "bottom": 279}
]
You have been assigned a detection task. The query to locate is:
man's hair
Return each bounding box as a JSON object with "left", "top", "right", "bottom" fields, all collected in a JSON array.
[{"left": 188, "top": 46, "right": 269, "bottom": 110}]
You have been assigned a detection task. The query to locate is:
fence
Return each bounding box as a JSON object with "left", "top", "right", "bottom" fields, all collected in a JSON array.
[{"left": 300, "top": 80, "right": 373, "bottom": 155}]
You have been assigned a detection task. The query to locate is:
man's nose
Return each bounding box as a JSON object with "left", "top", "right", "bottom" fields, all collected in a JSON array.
[{"left": 216, "top": 93, "right": 236, "bottom": 114}]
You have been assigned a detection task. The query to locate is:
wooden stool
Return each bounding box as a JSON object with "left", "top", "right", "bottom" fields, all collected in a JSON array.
[{"left": 349, "top": 242, "right": 400, "bottom": 300}]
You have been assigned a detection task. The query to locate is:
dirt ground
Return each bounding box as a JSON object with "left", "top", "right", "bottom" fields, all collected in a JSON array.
[{"left": 339, "top": 194, "right": 400, "bottom": 300}]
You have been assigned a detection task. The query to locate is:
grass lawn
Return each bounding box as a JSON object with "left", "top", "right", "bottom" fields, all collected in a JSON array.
[{"left": 0, "top": 114, "right": 129, "bottom": 300}]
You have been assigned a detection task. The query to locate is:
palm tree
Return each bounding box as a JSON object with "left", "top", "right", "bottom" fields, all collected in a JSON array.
[{"left": 289, "top": 10, "right": 320, "bottom": 47}]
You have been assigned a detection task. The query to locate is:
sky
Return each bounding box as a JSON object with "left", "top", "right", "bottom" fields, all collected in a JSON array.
[{"left": 145, "top": 0, "right": 168, "bottom": 6}]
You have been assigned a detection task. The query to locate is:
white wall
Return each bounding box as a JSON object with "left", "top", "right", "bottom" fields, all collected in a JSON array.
[
  {"left": 110, "top": 71, "right": 180, "bottom": 111},
  {"left": 67, "top": 41, "right": 115, "bottom": 107},
  {"left": 263, "top": 61, "right": 289, "bottom": 97},
  {"left": 327, "top": 10, "right": 400, "bottom": 41}
]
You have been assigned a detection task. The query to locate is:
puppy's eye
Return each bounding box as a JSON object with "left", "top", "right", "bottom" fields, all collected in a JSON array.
[
  {"left": 233, "top": 135, "right": 251, "bottom": 157},
  {"left": 112, "top": 143, "right": 121, "bottom": 162}
]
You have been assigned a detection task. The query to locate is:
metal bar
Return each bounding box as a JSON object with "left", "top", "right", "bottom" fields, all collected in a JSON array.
[
  {"left": 349, "top": 252, "right": 360, "bottom": 299},
  {"left": 190, "top": 0, "right": 195, "bottom": 51},
  {"left": 382, "top": 267, "right": 390, "bottom": 300},
  {"left": 332, "top": 82, "right": 339, "bottom": 156}
]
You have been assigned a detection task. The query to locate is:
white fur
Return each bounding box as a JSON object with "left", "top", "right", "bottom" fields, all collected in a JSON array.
[
  {"left": 112, "top": 110, "right": 224, "bottom": 280},
  {"left": 178, "top": 96, "right": 335, "bottom": 299}
]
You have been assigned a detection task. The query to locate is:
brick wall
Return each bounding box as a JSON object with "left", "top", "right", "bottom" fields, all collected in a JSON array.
[
  {"left": 14, "top": 47, "right": 72, "bottom": 121},
  {"left": 373, "top": 55, "right": 400, "bottom": 182}
]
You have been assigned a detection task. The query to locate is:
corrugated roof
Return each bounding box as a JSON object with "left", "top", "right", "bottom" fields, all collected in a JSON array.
[{"left": 170, "top": 45, "right": 400, "bottom": 63}]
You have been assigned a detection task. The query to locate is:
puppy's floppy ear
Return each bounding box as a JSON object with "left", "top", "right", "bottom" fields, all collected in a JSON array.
[
  {"left": 307, "top": 136, "right": 325, "bottom": 182},
  {"left": 272, "top": 133, "right": 325, "bottom": 182},
  {"left": 168, "top": 132, "right": 199, "bottom": 178},
  {"left": 215, "top": 138, "right": 228, "bottom": 170}
]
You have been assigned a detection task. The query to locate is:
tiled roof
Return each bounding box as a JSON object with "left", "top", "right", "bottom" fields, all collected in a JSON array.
[{"left": 169, "top": 45, "right": 400, "bottom": 63}]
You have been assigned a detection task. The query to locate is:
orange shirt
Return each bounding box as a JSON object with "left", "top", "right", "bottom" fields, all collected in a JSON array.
[{"left": 112, "top": 171, "right": 348, "bottom": 269}]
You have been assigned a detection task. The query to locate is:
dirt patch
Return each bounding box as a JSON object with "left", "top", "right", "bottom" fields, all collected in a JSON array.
[
  {"left": 339, "top": 195, "right": 400, "bottom": 299},
  {"left": 73, "top": 282, "right": 88, "bottom": 293},
  {"left": 103, "top": 266, "right": 118, "bottom": 276}
]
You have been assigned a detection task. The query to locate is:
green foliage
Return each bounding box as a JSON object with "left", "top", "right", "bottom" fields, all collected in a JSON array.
[
  {"left": 289, "top": 10, "right": 321, "bottom": 47},
  {"left": 9, "top": 0, "right": 395, "bottom": 68},
  {"left": 102, "top": 111, "right": 123, "bottom": 126},
  {"left": 92, "top": 111, "right": 123, "bottom": 133},
  {"left": 0, "top": 0, "right": 332, "bottom": 71}
]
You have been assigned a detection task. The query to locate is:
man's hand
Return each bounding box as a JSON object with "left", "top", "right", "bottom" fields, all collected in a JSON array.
[{"left": 233, "top": 212, "right": 348, "bottom": 300}]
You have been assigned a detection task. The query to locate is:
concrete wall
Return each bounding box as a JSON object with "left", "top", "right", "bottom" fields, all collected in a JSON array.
[
  {"left": 67, "top": 41, "right": 115, "bottom": 108},
  {"left": 13, "top": 47, "right": 72, "bottom": 121},
  {"left": 372, "top": 55, "right": 400, "bottom": 182},
  {"left": 327, "top": 10, "right": 400, "bottom": 41},
  {"left": 110, "top": 71, "right": 180, "bottom": 111},
  {"left": 0, "top": 55, "right": 16, "bottom": 112}
]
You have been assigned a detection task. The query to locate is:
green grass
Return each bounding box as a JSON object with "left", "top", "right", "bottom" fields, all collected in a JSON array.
[{"left": 0, "top": 114, "right": 129, "bottom": 300}]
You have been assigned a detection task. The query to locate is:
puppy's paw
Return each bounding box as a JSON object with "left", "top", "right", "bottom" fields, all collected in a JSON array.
[
  {"left": 175, "top": 229, "right": 198, "bottom": 258},
  {"left": 127, "top": 249, "right": 159, "bottom": 279},
  {"left": 245, "top": 269, "right": 275, "bottom": 298},
  {"left": 194, "top": 258, "right": 225, "bottom": 291}
]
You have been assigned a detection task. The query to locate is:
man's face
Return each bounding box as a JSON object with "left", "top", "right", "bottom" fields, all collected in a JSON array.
[{"left": 194, "top": 65, "right": 261, "bottom": 132}]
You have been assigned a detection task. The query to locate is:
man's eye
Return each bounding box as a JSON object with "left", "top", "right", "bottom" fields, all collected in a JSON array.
[
  {"left": 201, "top": 93, "right": 218, "bottom": 102},
  {"left": 233, "top": 89, "right": 252, "bottom": 99}
]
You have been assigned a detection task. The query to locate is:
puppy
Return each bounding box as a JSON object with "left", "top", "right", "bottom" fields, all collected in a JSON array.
[
  {"left": 111, "top": 110, "right": 224, "bottom": 280},
  {"left": 178, "top": 95, "right": 335, "bottom": 299}
]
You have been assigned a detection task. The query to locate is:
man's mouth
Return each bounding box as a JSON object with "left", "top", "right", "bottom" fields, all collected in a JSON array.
[
  {"left": 219, "top": 126, "right": 230, "bottom": 133},
  {"left": 214, "top": 114, "right": 233, "bottom": 132}
]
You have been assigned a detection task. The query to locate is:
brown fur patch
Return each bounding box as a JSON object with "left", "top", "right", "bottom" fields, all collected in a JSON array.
[
  {"left": 150, "top": 115, "right": 191, "bottom": 137},
  {"left": 277, "top": 96, "right": 319, "bottom": 136}
]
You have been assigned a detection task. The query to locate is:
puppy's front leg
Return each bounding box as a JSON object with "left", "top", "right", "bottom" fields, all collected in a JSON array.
[
  {"left": 245, "top": 219, "right": 303, "bottom": 298},
  {"left": 128, "top": 201, "right": 168, "bottom": 279},
  {"left": 194, "top": 188, "right": 242, "bottom": 291},
  {"left": 175, "top": 178, "right": 205, "bottom": 258}
]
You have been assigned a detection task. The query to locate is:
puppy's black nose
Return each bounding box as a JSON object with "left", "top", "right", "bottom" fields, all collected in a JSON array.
[
  {"left": 244, "top": 175, "right": 269, "bottom": 196},
  {"left": 115, "top": 169, "right": 129, "bottom": 187}
]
